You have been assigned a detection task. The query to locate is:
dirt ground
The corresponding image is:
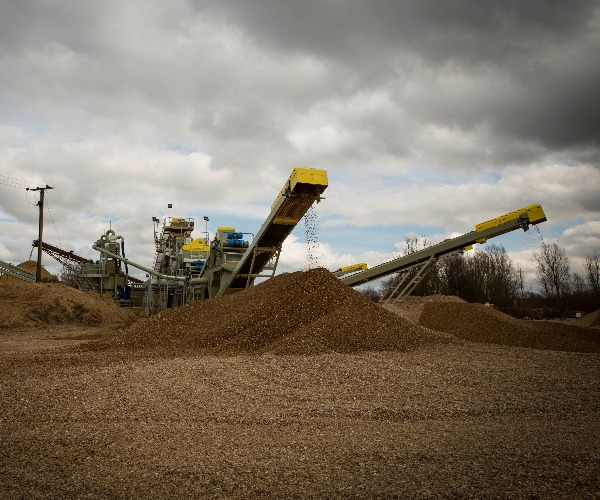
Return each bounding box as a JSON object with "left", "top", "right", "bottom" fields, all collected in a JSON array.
[{"left": 1, "top": 272, "right": 599, "bottom": 498}]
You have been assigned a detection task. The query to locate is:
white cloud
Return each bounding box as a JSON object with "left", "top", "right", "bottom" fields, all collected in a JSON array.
[
  {"left": 0, "top": 240, "right": 13, "bottom": 261},
  {"left": 319, "top": 163, "right": 599, "bottom": 232},
  {"left": 1, "top": 1, "right": 599, "bottom": 284},
  {"left": 560, "top": 220, "right": 600, "bottom": 274}
]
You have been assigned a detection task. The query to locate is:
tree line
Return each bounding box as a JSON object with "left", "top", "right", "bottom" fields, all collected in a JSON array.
[{"left": 362, "top": 238, "right": 600, "bottom": 318}]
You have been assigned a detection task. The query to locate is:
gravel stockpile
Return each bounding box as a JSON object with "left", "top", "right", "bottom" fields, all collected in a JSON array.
[
  {"left": 418, "top": 300, "right": 600, "bottom": 352},
  {"left": 0, "top": 281, "right": 138, "bottom": 328},
  {"left": 576, "top": 309, "right": 600, "bottom": 328},
  {"left": 383, "top": 294, "right": 466, "bottom": 324},
  {"left": 92, "top": 268, "right": 449, "bottom": 355}
]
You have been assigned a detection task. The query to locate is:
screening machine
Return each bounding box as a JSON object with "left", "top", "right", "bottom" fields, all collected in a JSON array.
[
  {"left": 340, "top": 204, "right": 547, "bottom": 300},
  {"left": 53, "top": 164, "right": 544, "bottom": 311}
]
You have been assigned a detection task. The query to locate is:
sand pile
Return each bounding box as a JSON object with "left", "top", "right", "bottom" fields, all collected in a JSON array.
[
  {"left": 0, "top": 260, "right": 52, "bottom": 282},
  {"left": 93, "top": 268, "right": 449, "bottom": 355},
  {"left": 383, "top": 294, "right": 466, "bottom": 324},
  {"left": 575, "top": 309, "right": 600, "bottom": 328},
  {"left": 412, "top": 299, "right": 600, "bottom": 352},
  {"left": 0, "top": 281, "right": 138, "bottom": 328}
]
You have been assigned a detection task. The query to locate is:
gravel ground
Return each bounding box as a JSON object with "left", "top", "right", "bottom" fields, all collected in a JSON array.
[
  {"left": 1, "top": 271, "right": 599, "bottom": 498},
  {"left": 1, "top": 343, "right": 599, "bottom": 498}
]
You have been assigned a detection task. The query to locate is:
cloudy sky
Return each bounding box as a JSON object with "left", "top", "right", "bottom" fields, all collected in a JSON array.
[{"left": 1, "top": 0, "right": 599, "bottom": 289}]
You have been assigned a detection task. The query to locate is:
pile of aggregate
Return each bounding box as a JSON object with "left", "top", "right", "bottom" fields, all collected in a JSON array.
[
  {"left": 575, "top": 309, "right": 600, "bottom": 328},
  {"left": 0, "top": 281, "right": 138, "bottom": 328},
  {"left": 383, "top": 294, "right": 466, "bottom": 324},
  {"left": 92, "top": 268, "right": 450, "bottom": 355},
  {"left": 416, "top": 299, "right": 600, "bottom": 353}
]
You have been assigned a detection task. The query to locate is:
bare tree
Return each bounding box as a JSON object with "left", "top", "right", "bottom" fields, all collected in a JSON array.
[
  {"left": 571, "top": 273, "right": 587, "bottom": 295},
  {"left": 534, "top": 242, "right": 571, "bottom": 315},
  {"left": 439, "top": 253, "right": 469, "bottom": 297},
  {"left": 457, "top": 244, "right": 517, "bottom": 307},
  {"left": 485, "top": 244, "right": 518, "bottom": 307},
  {"left": 584, "top": 251, "right": 600, "bottom": 300},
  {"left": 464, "top": 250, "right": 488, "bottom": 302},
  {"left": 358, "top": 286, "right": 381, "bottom": 303},
  {"left": 516, "top": 266, "right": 526, "bottom": 316}
]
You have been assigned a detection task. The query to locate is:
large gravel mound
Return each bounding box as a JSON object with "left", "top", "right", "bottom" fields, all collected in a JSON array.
[
  {"left": 418, "top": 301, "right": 600, "bottom": 352},
  {"left": 93, "top": 268, "right": 450, "bottom": 355},
  {"left": 0, "top": 281, "right": 138, "bottom": 328}
]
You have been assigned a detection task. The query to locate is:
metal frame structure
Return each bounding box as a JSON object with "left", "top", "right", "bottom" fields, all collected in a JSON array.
[
  {"left": 203, "top": 168, "right": 328, "bottom": 298},
  {"left": 0, "top": 260, "right": 36, "bottom": 282},
  {"left": 378, "top": 256, "right": 439, "bottom": 305},
  {"left": 341, "top": 207, "right": 547, "bottom": 294}
]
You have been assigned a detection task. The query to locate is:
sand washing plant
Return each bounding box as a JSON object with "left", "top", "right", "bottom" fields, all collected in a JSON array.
[{"left": 4, "top": 167, "right": 550, "bottom": 315}]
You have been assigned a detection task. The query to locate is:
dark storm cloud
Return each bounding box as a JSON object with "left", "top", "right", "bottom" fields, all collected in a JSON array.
[
  {"left": 197, "top": 0, "right": 596, "bottom": 65},
  {"left": 494, "top": 57, "right": 600, "bottom": 149},
  {"left": 195, "top": 0, "right": 600, "bottom": 157},
  {"left": 0, "top": 1, "right": 105, "bottom": 52}
]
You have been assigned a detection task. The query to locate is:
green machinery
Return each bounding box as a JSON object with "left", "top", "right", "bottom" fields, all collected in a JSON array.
[{"left": 28, "top": 238, "right": 143, "bottom": 297}]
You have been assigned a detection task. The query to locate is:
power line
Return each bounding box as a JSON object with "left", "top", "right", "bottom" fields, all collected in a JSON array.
[
  {"left": 0, "top": 174, "right": 39, "bottom": 189},
  {"left": 44, "top": 191, "right": 64, "bottom": 251},
  {"left": 24, "top": 188, "right": 38, "bottom": 205},
  {"left": 0, "top": 178, "right": 35, "bottom": 190}
]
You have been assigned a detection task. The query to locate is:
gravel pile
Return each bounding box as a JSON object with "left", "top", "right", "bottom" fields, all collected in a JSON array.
[
  {"left": 575, "top": 309, "right": 600, "bottom": 328},
  {"left": 417, "top": 300, "right": 600, "bottom": 352},
  {"left": 0, "top": 281, "right": 138, "bottom": 328},
  {"left": 383, "top": 294, "right": 465, "bottom": 324},
  {"left": 2, "top": 344, "right": 599, "bottom": 498},
  {"left": 92, "top": 268, "right": 450, "bottom": 355}
]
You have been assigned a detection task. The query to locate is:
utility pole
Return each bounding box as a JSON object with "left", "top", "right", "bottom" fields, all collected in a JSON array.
[{"left": 27, "top": 185, "right": 53, "bottom": 282}]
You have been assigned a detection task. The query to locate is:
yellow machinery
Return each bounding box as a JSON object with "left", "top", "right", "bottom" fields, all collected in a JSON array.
[
  {"left": 342, "top": 204, "right": 548, "bottom": 292},
  {"left": 89, "top": 167, "right": 327, "bottom": 309},
  {"left": 181, "top": 238, "right": 211, "bottom": 259},
  {"left": 87, "top": 165, "right": 548, "bottom": 310},
  {"left": 271, "top": 168, "right": 329, "bottom": 224},
  {"left": 475, "top": 204, "right": 546, "bottom": 243},
  {"left": 333, "top": 263, "right": 368, "bottom": 277},
  {"left": 199, "top": 167, "right": 328, "bottom": 298}
]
